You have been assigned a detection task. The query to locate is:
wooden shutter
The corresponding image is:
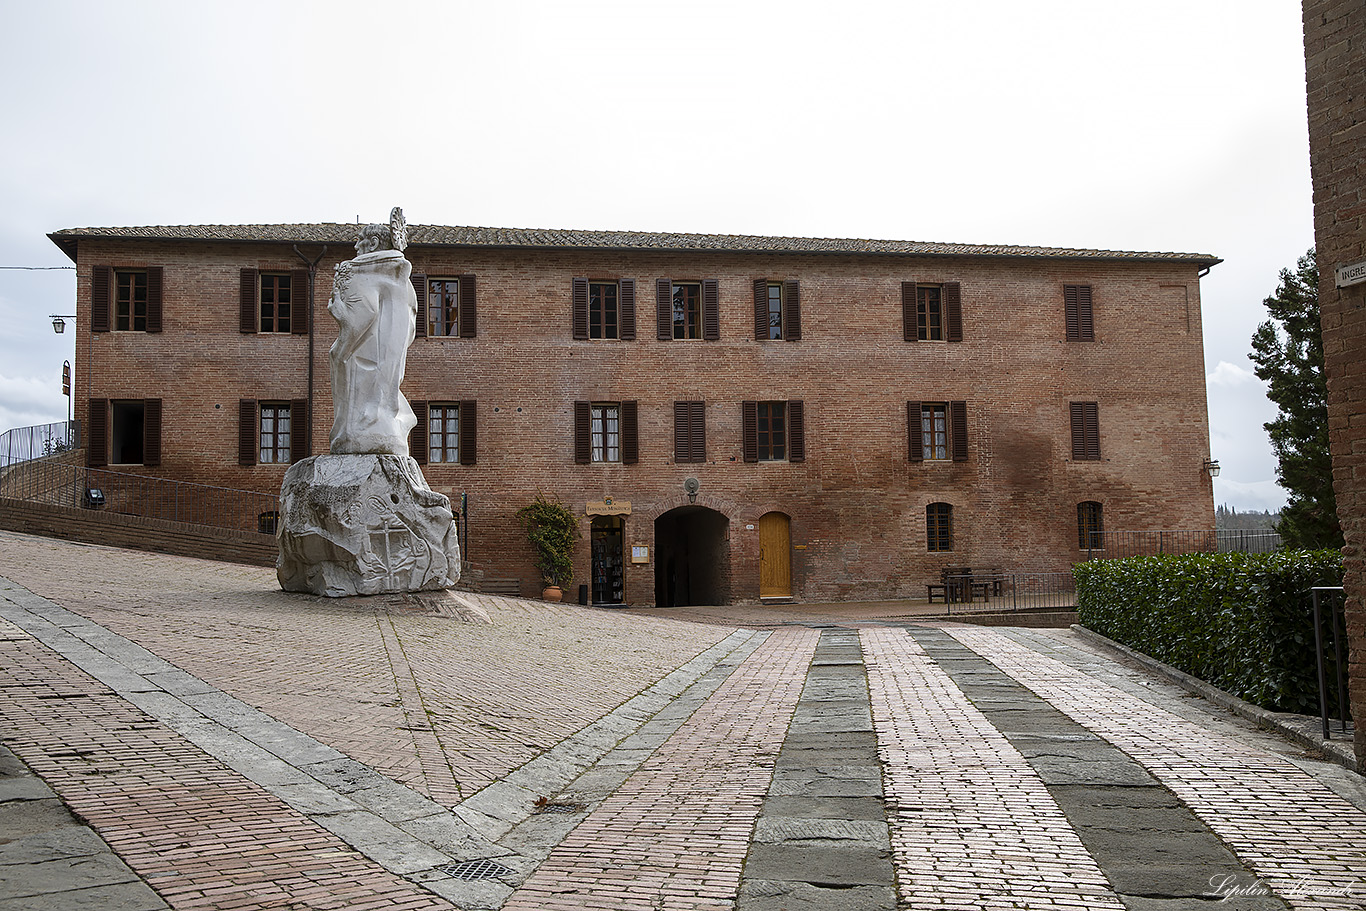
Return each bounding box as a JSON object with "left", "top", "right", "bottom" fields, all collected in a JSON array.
[
  {"left": 291, "top": 269, "right": 309, "bottom": 335},
  {"left": 702, "top": 279, "right": 719, "bottom": 340},
  {"left": 145, "top": 267, "right": 163, "bottom": 333},
  {"left": 753, "top": 279, "right": 768, "bottom": 340},
  {"left": 787, "top": 400, "right": 805, "bottom": 462},
  {"left": 291, "top": 398, "right": 310, "bottom": 461},
  {"left": 141, "top": 398, "right": 162, "bottom": 466},
  {"left": 689, "top": 401, "right": 706, "bottom": 462},
  {"left": 238, "top": 400, "right": 257, "bottom": 467},
  {"left": 239, "top": 268, "right": 258, "bottom": 333},
  {"left": 1070, "top": 402, "right": 1100, "bottom": 460},
  {"left": 1066, "top": 284, "right": 1094, "bottom": 341},
  {"left": 459, "top": 400, "right": 477, "bottom": 465},
  {"left": 784, "top": 280, "right": 801, "bottom": 341},
  {"left": 411, "top": 272, "right": 427, "bottom": 338},
  {"left": 620, "top": 279, "right": 636, "bottom": 340},
  {"left": 907, "top": 401, "right": 923, "bottom": 462},
  {"left": 950, "top": 400, "right": 968, "bottom": 462},
  {"left": 574, "top": 401, "right": 591, "bottom": 464},
  {"left": 91, "top": 266, "right": 111, "bottom": 333},
  {"left": 409, "top": 401, "right": 428, "bottom": 465},
  {"left": 902, "top": 282, "right": 917, "bottom": 341},
  {"left": 87, "top": 398, "right": 108, "bottom": 467},
  {"left": 656, "top": 279, "right": 672, "bottom": 340},
  {"left": 621, "top": 400, "right": 639, "bottom": 464},
  {"left": 742, "top": 401, "right": 759, "bottom": 462},
  {"left": 945, "top": 282, "right": 962, "bottom": 342},
  {"left": 459, "top": 274, "right": 477, "bottom": 338},
  {"left": 572, "top": 278, "right": 589, "bottom": 339}
]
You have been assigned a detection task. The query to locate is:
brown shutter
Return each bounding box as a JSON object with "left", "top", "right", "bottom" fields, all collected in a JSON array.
[
  {"left": 656, "top": 279, "right": 672, "bottom": 340},
  {"left": 87, "top": 398, "right": 108, "bottom": 467},
  {"left": 788, "top": 400, "right": 805, "bottom": 462},
  {"left": 674, "top": 401, "right": 690, "bottom": 462},
  {"left": 92, "top": 266, "right": 111, "bottom": 333},
  {"left": 620, "top": 279, "right": 636, "bottom": 340},
  {"left": 459, "top": 400, "right": 477, "bottom": 465},
  {"left": 784, "top": 280, "right": 801, "bottom": 341},
  {"left": 945, "top": 282, "right": 962, "bottom": 342},
  {"left": 1077, "top": 284, "right": 1094, "bottom": 341},
  {"left": 145, "top": 267, "right": 163, "bottom": 333},
  {"left": 902, "top": 282, "right": 917, "bottom": 341},
  {"left": 240, "top": 268, "right": 258, "bottom": 333},
  {"left": 291, "top": 269, "right": 309, "bottom": 335},
  {"left": 411, "top": 272, "right": 427, "bottom": 338},
  {"left": 572, "top": 278, "right": 589, "bottom": 339},
  {"left": 753, "top": 279, "right": 767, "bottom": 340},
  {"left": 1071, "top": 402, "right": 1100, "bottom": 460},
  {"left": 1064, "top": 285, "right": 1080, "bottom": 340},
  {"left": 950, "top": 401, "right": 968, "bottom": 462},
  {"left": 409, "top": 401, "right": 428, "bottom": 465},
  {"left": 238, "top": 400, "right": 257, "bottom": 467},
  {"left": 291, "top": 398, "right": 310, "bottom": 460},
  {"left": 459, "top": 274, "right": 477, "bottom": 338},
  {"left": 742, "top": 401, "right": 759, "bottom": 462},
  {"left": 574, "top": 401, "right": 591, "bottom": 463},
  {"left": 621, "top": 400, "right": 639, "bottom": 464},
  {"left": 907, "top": 401, "right": 923, "bottom": 462},
  {"left": 690, "top": 401, "right": 706, "bottom": 462},
  {"left": 141, "top": 398, "right": 162, "bottom": 466},
  {"left": 702, "top": 279, "right": 719, "bottom": 340}
]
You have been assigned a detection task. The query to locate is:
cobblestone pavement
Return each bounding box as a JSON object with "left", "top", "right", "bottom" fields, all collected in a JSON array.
[{"left": 3, "top": 531, "right": 1366, "bottom": 910}]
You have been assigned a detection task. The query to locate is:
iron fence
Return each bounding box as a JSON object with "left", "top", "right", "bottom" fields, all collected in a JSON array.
[
  {"left": 942, "top": 571, "right": 1076, "bottom": 614},
  {"left": 0, "top": 421, "right": 80, "bottom": 468},
  {"left": 1, "top": 458, "right": 278, "bottom": 535},
  {"left": 1080, "top": 529, "right": 1283, "bottom": 560}
]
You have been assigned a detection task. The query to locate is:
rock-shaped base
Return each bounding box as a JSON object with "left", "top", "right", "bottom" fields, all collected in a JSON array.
[{"left": 277, "top": 454, "right": 460, "bottom": 597}]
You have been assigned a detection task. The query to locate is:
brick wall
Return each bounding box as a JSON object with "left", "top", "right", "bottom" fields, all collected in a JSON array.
[
  {"left": 1302, "top": 0, "right": 1366, "bottom": 765},
  {"left": 64, "top": 236, "right": 1216, "bottom": 605}
]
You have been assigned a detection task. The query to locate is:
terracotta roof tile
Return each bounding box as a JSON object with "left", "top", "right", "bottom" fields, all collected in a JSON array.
[{"left": 48, "top": 223, "right": 1221, "bottom": 266}]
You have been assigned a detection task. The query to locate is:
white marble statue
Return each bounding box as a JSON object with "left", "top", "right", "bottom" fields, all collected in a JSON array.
[{"left": 328, "top": 207, "right": 417, "bottom": 456}]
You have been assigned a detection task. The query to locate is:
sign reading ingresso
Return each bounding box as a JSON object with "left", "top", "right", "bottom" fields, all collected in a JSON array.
[{"left": 1335, "top": 259, "right": 1366, "bottom": 289}]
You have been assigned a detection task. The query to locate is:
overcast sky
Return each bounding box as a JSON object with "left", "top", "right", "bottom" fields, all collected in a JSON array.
[{"left": 0, "top": 0, "right": 1311, "bottom": 513}]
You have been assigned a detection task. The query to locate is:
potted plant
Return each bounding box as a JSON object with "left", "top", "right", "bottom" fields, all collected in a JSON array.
[{"left": 517, "top": 494, "right": 579, "bottom": 601}]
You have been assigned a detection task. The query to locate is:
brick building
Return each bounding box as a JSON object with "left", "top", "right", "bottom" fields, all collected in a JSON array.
[
  {"left": 47, "top": 223, "right": 1219, "bottom": 605},
  {"left": 1302, "top": 0, "right": 1366, "bottom": 765}
]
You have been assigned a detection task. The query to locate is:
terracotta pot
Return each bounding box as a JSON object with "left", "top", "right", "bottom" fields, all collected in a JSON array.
[{"left": 542, "top": 585, "right": 563, "bottom": 602}]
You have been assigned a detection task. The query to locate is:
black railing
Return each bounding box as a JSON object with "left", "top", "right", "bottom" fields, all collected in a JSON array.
[
  {"left": 1080, "top": 529, "right": 1283, "bottom": 560},
  {"left": 1310, "top": 586, "right": 1352, "bottom": 741},
  {"left": 0, "top": 420, "right": 80, "bottom": 468},
  {"left": 939, "top": 571, "right": 1076, "bottom": 614},
  {"left": 1, "top": 458, "right": 277, "bottom": 535}
]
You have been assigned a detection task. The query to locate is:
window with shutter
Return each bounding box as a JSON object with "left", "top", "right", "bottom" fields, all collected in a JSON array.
[
  {"left": 258, "top": 402, "right": 292, "bottom": 464},
  {"left": 754, "top": 280, "right": 800, "bottom": 340},
  {"left": 671, "top": 283, "right": 702, "bottom": 339},
  {"left": 1065, "top": 284, "right": 1095, "bottom": 341},
  {"left": 426, "top": 277, "right": 460, "bottom": 337},
  {"left": 110, "top": 400, "right": 147, "bottom": 464},
  {"left": 674, "top": 401, "right": 706, "bottom": 463},
  {"left": 259, "top": 273, "right": 293, "bottom": 333},
  {"left": 1070, "top": 402, "right": 1101, "bottom": 460},
  {"left": 583, "top": 402, "right": 635, "bottom": 463},
  {"left": 432, "top": 403, "right": 465, "bottom": 464},
  {"left": 909, "top": 400, "right": 968, "bottom": 461},
  {"left": 114, "top": 270, "right": 149, "bottom": 331}
]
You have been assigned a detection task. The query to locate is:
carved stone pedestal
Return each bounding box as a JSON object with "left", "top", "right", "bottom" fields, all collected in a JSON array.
[{"left": 277, "top": 454, "right": 460, "bottom": 597}]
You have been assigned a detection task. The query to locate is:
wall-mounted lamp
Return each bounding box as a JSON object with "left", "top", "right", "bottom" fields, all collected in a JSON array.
[
  {"left": 50, "top": 314, "right": 75, "bottom": 334},
  {"left": 684, "top": 477, "right": 700, "bottom": 504},
  {"left": 1203, "top": 459, "right": 1221, "bottom": 478}
]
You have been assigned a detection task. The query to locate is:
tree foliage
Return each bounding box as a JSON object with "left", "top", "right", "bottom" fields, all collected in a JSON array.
[
  {"left": 1249, "top": 249, "right": 1343, "bottom": 549},
  {"left": 516, "top": 493, "right": 580, "bottom": 586}
]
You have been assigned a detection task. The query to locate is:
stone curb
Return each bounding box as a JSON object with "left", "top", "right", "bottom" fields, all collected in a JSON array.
[{"left": 1069, "top": 624, "right": 1357, "bottom": 773}]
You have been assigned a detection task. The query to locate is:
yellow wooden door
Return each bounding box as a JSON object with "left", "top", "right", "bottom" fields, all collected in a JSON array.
[{"left": 758, "top": 512, "right": 791, "bottom": 598}]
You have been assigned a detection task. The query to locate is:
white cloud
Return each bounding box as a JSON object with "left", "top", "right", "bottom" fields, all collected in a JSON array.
[
  {"left": 1213, "top": 478, "right": 1286, "bottom": 514},
  {"left": 1207, "top": 360, "right": 1262, "bottom": 388}
]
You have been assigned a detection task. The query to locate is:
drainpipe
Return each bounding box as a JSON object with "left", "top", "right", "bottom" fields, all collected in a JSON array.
[{"left": 293, "top": 245, "right": 327, "bottom": 452}]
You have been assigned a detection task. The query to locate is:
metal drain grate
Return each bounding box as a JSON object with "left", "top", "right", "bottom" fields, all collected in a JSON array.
[
  {"left": 438, "top": 859, "right": 516, "bottom": 881},
  {"left": 533, "top": 802, "right": 585, "bottom": 814}
]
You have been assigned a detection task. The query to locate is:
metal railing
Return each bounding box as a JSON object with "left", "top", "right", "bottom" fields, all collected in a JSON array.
[
  {"left": 941, "top": 571, "right": 1076, "bottom": 614},
  {"left": 1080, "top": 529, "right": 1283, "bottom": 560},
  {"left": 1, "top": 458, "right": 278, "bottom": 535},
  {"left": 1310, "top": 586, "right": 1352, "bottom": 740},
  {"left": 0, "top": 421, "right": 80, "bottom": 468}
]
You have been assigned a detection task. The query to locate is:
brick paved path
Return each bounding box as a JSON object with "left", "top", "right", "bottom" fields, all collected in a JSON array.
[{"left": 4, "top": 532, "right": 1366, "bottom": 910}]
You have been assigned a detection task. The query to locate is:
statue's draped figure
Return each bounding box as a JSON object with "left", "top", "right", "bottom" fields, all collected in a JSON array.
[{"left": 327, "top": 215, "right": 417, "bottom": 456}]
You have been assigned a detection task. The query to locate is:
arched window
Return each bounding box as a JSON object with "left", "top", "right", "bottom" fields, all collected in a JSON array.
[
  {"left": 927, "top": 503, "right": 953, "bottom": 552},
  {"left": 1078, "top": 501, "right": 1104, "bottom": 550}
]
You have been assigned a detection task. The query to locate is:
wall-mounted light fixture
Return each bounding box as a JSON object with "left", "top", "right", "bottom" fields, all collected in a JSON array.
[
  {"left": 1203, "top": 459, "right": 1221, "bottom": 478},
  {"left": 684, "top": 477, "right": 700, "bottom": 504},
  {"left": 50, "top": 313, "right": 76, "bottom": 334}
]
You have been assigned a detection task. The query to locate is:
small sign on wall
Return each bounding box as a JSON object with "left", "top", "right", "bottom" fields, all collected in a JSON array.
[
  {"left": 1336, "top": 259, "right": 1366, "bottom": 289},
  {"left": 631, "top": 544, "right": 649, "bottom": 564}
]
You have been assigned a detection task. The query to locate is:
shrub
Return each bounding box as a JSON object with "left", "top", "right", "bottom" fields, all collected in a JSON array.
[
  {"left": 1075, "top": 550, "right": 1343, "bottom": 715},
  {"left": 516, "top": 494, "right": 579, "bottom": 587}
]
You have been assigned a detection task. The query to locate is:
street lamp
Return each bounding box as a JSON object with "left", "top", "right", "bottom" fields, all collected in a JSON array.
[
  {"left": 50, "top": 314, "right": 75, "bottom": 334},
  {"left": 1203, "top": 459, "right": 1221, "bottom": 478}
]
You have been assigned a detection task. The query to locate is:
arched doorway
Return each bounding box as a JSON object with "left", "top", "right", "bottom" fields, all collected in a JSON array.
[
  {"left": 758, "top": 511, "right": 792, "bottom": 598},
  {"left": 654, "top": 506, "right": 729, "bottom": 606}
]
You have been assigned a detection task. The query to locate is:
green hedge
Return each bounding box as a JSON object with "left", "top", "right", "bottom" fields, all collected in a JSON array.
[{"left": 1075, "top": 550, "right": 1344, "bottom": 715}]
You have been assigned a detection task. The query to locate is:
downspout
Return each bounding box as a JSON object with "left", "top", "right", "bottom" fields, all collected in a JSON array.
[{"left": 293, "top": 245, "right": 327, "bottom": 453}]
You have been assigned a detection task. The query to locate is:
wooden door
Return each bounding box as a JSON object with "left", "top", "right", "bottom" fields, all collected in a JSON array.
[{"left": 758, "top": 512, "right": 791, "bottom": 598}]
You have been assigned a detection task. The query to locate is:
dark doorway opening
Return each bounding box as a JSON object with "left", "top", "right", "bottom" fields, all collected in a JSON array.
[
  {"left": 654, "top": 506, "right": 729, "bottom": 606},
  {"left": 591, "top": 515, "right": 625, "bottom": 605},
  {"left": 110, "top": 400, "right": 145, "bottom": 465}
]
